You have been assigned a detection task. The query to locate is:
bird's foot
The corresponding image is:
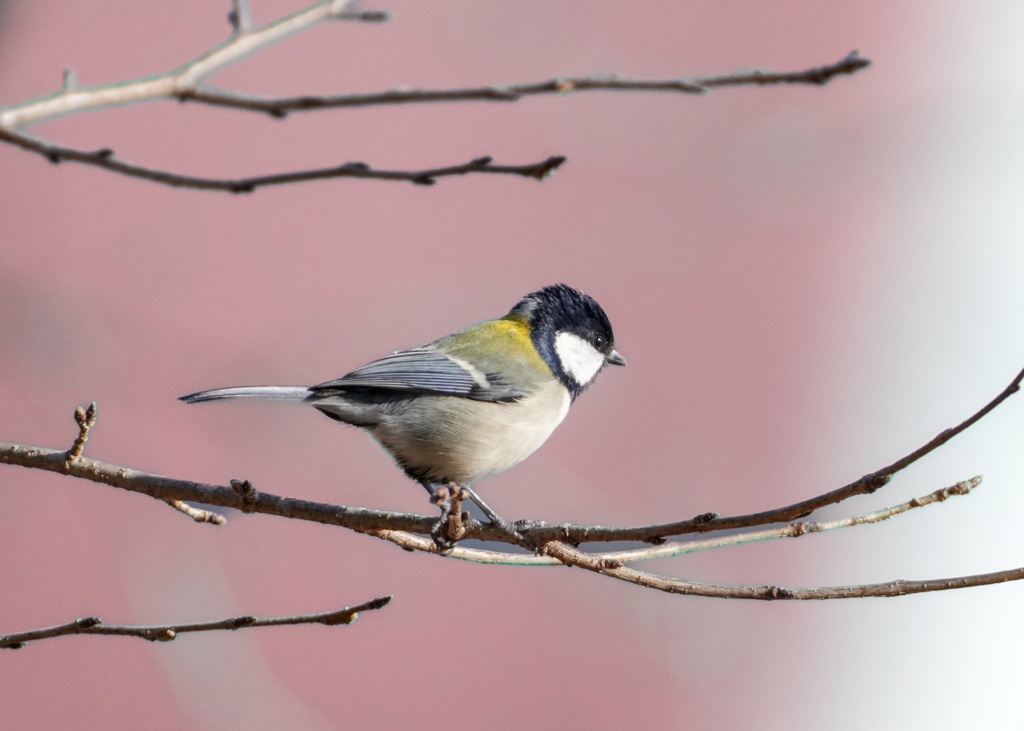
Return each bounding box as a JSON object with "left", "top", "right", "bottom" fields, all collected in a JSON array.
[{"left": 429, "top": 484, "right": 468, "bottom": 551}]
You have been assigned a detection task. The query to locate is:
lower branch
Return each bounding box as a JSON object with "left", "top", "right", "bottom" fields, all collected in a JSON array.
[
  {"left": 0, "top": 130, "right": 565, "bottom": 192},
  {"left": 0, "top": 596, "right": 392, "bottom": 649},
  {"left": 540, "top": 542, "right": 1024, "bottom": 600},
  {"left": 2, "top": 364, "right": 1022, "bottom": 546}
]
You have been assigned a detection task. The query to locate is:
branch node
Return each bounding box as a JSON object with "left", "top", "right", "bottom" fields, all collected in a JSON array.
[
  {"left": 558, "top": 524, "right": 588, "bottom": 545},
  {"left": 332, "top": 8, "right": 391, "bottom": 23},
  {"left": 62, "top": 68, "right": 78, "bottom": 92},
  {"left": 865, "top": 473, "right": 891, "bottom": 493},
  {"left": 231, "top": 478, "right": 258, "bottom": 511},
  {"left": 761, "top": 586, "right": 795, "bottom": 601}
]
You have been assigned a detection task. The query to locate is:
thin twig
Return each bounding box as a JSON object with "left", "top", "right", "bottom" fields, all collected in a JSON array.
[
  {"left": 540, "top": 542, "right": 1024, "bottom": 600},
  {"left": 165, "top": 499, "right": 227, "bottom": 525},
  {"left": 577, "top": 364, "right": 1024, "bottom": 544},
  {"left": 0, "top": 132, "right": 565, "bottom": 191},
  {"left": 369, "top": 477, "right": 981, "bottom": 566},
  {"left": 178, "top": 52, "right": 870, "bottom": 116},
  {"left": 227, "top": 0, "right": 253, "bottom": 34},
  {"left": 0, "top": 596, "right": 392, "bottom": 649},
  {"left": 65, "top": 402, "right": 96, "bottom": 461}
]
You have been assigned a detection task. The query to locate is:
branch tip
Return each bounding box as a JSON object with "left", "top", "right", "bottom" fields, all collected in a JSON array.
[{"left": 166, "top": 499, "right": 227, "bottom": 525}]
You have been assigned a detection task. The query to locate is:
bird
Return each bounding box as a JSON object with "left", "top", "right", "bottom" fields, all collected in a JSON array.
[{"left": 180, "top": 284, "right": 625, "bottom": 543}]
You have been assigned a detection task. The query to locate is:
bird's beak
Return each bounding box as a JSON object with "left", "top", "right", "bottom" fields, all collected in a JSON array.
[{"left": 606, "top": 349, "right": 627, "bottom": 366}]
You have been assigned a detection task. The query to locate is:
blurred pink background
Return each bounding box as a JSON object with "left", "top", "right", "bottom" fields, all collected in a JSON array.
[{"left": 3, "top": 1, "right": 1024, "bottom": 728}]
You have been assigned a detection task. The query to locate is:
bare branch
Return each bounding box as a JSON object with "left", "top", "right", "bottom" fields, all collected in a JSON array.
[
  {"left": 369, "top": 477, "right": 982, "bottom": 566},
  {"left": 575, "top": 364, "right": 1024, "bottom": 544},
  {"left": 179, "top": 52, "right": 870, "bottom": 116},
  {"left": 0, "top": 0, "right": 868, "bottom": 192},
  {"left": 2, "top": 365, "right": 1021, "bottom": 551},
  {"left": 0, "top": 131, "right": 566, "bottom": 191},
  {"left": 2, "top": 359, "right": 1022, "bottom": 602},
  {"left": 0, "top": 596, "right": 392, "bottom": 649},
  {"left": 540, "top": 542, "right": 1024, "bottom": 600}
]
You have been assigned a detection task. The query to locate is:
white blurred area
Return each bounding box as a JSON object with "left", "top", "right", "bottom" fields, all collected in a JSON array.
[{"left": 788, "top": 5, "right": 1024, "bottom": 728}]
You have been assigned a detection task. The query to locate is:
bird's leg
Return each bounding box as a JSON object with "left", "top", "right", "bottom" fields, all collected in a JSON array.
[
  {"left": 461, "top": 485, "right": 529, "bottom": 546},
  {"left": 420, "top": 481, "right": 466, "bottom": 550},
  {"left": 420, "top": 481, "right": 529, "bottom": 547}
]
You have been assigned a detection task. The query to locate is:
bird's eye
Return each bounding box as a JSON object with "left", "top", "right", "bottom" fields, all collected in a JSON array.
[{"left": 592, "top": 334, "right": 607, "bottom": 350}]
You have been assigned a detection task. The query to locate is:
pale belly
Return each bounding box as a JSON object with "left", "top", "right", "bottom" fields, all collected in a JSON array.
[{"left": 370, "top": 379, "right": 571, "bottom": 485}]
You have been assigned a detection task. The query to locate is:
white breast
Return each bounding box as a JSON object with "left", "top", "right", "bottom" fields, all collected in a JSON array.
[{"left": 371, "top": 379, "right": 571, "bottom": 485}]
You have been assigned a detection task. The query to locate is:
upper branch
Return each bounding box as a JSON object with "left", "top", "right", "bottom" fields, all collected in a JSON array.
[
  {"left": 0, "top": 0, "right": 869, "bottom": 192},
  {"left": 177, "top": 52, "right": 870, "bottom": 117}
]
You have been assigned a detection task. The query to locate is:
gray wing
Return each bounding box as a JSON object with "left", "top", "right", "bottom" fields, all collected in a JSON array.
[{"left": 310, "top": 348, "right": 526, "bottom": 402}]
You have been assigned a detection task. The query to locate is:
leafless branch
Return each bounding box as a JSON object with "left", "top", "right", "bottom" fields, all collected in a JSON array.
[
  {"left": 0, "top": 596, "right": 392, "bottom": 649},
  {"left": 177, "top": 52, "right": 870, "bottom": 116},
  {"left": 539, "top": 541, "right": 1024, "bottom": 600},
  {"left": 0, "top": 0, "right": 869, "bottom": 193},
  {"left": 585, "top": 363, "right": 1024, "bottom": 544},
  {"left": 2, "top": 367, "right": 1022, "bottom": 554},
  {"left": 0, "top": 133, "right": 566, "bottom": 191},
  {"left": 365, "top": 477, "right": 982, "bottom": 566}
]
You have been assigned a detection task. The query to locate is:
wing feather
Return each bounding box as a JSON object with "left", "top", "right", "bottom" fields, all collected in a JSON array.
[{"left": 311, "top": 348, "right": 525, "bottom": 402}]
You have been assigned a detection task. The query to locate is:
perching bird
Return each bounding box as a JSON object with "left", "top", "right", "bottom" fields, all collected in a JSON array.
[{"left": 180, "top": 284, "right": 625, "bottom": 541}]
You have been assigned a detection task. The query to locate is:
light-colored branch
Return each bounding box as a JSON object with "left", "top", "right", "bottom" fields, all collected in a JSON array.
[
  {"left": 0, "top": 1, "right": 387, "bottom": 129},
  {"left": 165, "top": 498, "right": 227, "bottom": 524},
  {"left": 0, "top": 596, "right": 392, "bottom": 649},
  {"left": 228, "top": 0, "right": 254, "bottom": 35},
  {"left": 369, "top": 477, "right": 981, "bottom": 566}
]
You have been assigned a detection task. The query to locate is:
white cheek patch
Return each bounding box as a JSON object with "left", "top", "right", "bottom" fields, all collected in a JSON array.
[{"left": 554, "top": 331, "right": 606, "bottom": 386}]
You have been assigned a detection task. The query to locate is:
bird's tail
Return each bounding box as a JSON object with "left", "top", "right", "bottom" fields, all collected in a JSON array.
[{"left": 179, "top": 386, "right": 311, "bottom": 404}]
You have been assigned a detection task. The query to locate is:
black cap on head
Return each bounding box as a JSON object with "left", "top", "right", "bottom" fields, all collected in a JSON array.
[{"left": 509, "top": 284, "right": 622, "bottom": 397}]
